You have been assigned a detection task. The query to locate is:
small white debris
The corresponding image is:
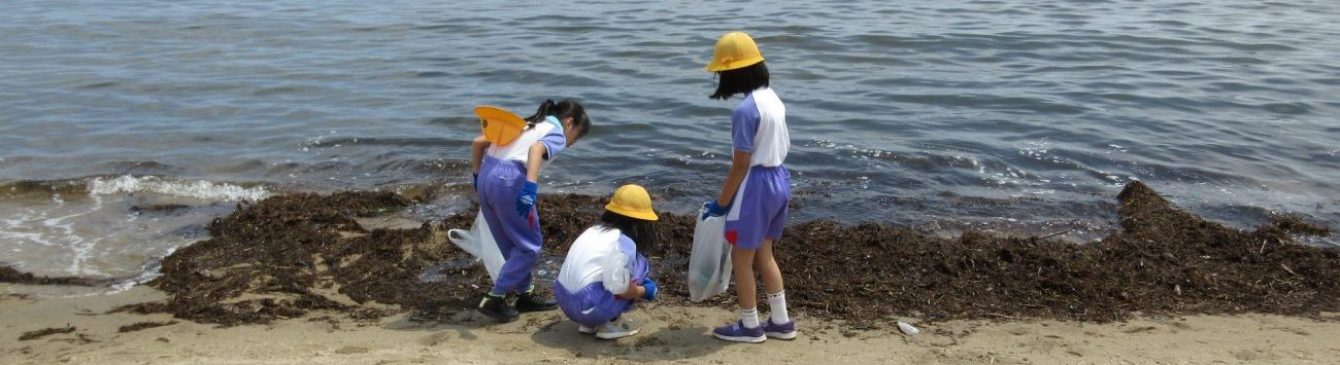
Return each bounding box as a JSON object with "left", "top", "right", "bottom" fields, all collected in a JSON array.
[{"left": 897, "top": 321, "right": 920, "bottom": 335}]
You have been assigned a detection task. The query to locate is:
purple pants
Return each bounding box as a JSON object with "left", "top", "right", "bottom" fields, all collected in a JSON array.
[
  {"left": 725, "top": 165, "right": 790, "bottom": 250},
  {"left": 555, "top": 253, "right": 650, "bottom": 328},
  {"left": 478, "top": 156, "right": 542, "bottom": 295}
]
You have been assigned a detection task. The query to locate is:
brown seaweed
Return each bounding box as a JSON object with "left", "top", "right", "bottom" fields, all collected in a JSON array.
[
  {"left": 19, "top": 327, "right": 75, "bottom": 341},
  {"left": 135, "top": 182, "right": 1337, "bottom": 326},
  {"left": 117, "top": 321, "right": 179, "bottom": 333},
  {"left": 0, "top": 267, "right": 98, "bottom": 286}
]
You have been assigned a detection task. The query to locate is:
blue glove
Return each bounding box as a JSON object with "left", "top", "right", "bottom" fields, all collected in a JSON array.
[
  {"left": 640, "top": 278, "right": 658, "bottom": 301},
  {"left": 701, "top": 200, "right": 729, "bottom": 220},
  {"left": 516, "top": 181, "right": 538, "bottom": 217},
  {"left": 471, "top": 173, "right": 479, "bottom": 192}
]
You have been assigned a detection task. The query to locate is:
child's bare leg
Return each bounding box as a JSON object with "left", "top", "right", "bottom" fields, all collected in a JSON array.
[
  {"left": 756, "top": 238, "right": 793, "bottom": 331},
  {"left": 755, "top": 239, "right": 784, "bottom": 294},
  {"left": 714, "top": 244, "right": 768, "bottom": 341},
  {"left": 731, "top": 245, "right": 757, "bottom": 310}
]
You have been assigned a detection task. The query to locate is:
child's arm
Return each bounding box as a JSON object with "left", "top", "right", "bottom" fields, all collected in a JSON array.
[
  {"left": 615, "top": 283, "right": 645, "bottom": 300},
  {"left": 470, "top": 135, "right": 491, "bottom": 175},
  {"left": 524, "top": 142, "right": 547, "bottom": 182},
  {"left": 716, "top": 150, "right": 752, "bottom": 206},
  {"left": 512, "top": 143, "right": 549, "bottom": 217}
]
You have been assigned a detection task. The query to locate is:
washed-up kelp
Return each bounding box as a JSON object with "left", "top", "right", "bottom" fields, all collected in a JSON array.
[{"left": 113, "top": 182, "right": 1334, "bottom": 326}]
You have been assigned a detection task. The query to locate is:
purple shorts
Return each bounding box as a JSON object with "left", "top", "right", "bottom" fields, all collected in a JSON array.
[
  {"left": 725, "top": 165, "right": 790, "bottom": 250},
  {"left": 554, "top": 281, "right": 635, "bottom": 328},
  {"left": 554, "top": 252, "right": 650, "bottom": 328}
]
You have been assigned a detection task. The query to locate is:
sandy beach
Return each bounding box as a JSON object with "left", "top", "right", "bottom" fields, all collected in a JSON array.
[{"left": 4, "top": 284, "right": 1340, "bottom": 365}]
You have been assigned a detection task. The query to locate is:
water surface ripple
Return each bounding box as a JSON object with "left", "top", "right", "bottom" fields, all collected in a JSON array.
[{"left": 2, "top": 0, "right": 1338, "bottom": 241}]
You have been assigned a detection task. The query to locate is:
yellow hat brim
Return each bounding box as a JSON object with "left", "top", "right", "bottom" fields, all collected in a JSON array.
[
  {"left": 474, "top": 105, "right": 527, "bottom": 146},
  {"left": 604, "top": 202, "right": 659, "bottom": 221},
  {"left": 705, "top": 55, "right": 764, "bottom": 72}
]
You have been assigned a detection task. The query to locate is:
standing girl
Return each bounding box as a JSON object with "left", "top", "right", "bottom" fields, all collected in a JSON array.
[
  {"left": 470, "top": 99, "right": 592, "bottom": 322},
  {"left": 700, "top": 31, "right": 797, "bottom": 343}
]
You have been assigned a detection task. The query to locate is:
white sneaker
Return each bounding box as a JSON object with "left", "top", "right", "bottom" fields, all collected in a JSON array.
[
  {"left": 595, "top": 319, "right": 639, "bottom": 340},
  {"left": 578, "top": 324, "right": 596, "bottom": 335}
]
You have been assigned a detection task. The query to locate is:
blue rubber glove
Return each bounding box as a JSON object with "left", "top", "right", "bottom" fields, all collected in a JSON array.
[
  {"left": 640, "top": 278, "right": 658, "bottom": 301},
  {"left": 471, "top": 173, "right": 479, "bottom": 192},
  {"left": 516, "top": 181, "right": 538, "bottom": 217},
  {"left": 701, "top": 200, "right": 729, "bottom": 220}
]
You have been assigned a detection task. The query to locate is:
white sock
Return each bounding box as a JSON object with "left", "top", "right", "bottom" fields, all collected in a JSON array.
[
  {"left": 739, "top": 307, "right": 760, "bottom": 329},
  {"left": 767, "top": 291, "right": 790, "bottom": 324}
]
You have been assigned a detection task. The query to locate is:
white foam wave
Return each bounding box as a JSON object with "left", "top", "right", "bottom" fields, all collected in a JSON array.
[
  {"left": 88, "top": 175, "right": 270, "bottom": 202},
  {"left": 2, "top": 192, "right": 104, "bottom": 276}
]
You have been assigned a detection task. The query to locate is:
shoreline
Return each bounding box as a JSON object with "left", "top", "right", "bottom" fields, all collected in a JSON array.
[
  {"left": 2, "top": 181, "right": 1337, "bottom": 326},
  {"left": 4, "top": 285, "right": 1340, "bottom": 365},
  {"left": 2, "top": 181, "right": 1338, "bottom": 364}
]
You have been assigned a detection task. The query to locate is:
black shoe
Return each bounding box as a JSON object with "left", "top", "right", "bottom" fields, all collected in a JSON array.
[
  {"left": 515, "top": 290, "right": 557, "bottom": 312},
  {"left": 477, "top": 294, "right": 519, "bottom": 322}
]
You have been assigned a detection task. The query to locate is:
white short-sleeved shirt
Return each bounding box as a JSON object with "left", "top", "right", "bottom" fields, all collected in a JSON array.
[
  {"left": 487, "top": 116, "right": 567, "bottom": 165},
  {"left": 732, "top": 87, "right": 789, "bottom": 167},
  {"left": 557, "top": 226, "right": 639, "bottom": 295}
]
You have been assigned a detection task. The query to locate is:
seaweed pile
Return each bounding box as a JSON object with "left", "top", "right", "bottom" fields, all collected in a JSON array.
[
  {"left": 21, "top": 182, "right": 1335, "bottom": 326},
  {"left": 775, "top": 182, "right": 1336, "bottom": 323}
]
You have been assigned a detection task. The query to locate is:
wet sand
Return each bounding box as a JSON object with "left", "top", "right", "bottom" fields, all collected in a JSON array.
[{"left": 4, "top": 285, "right": 1340, "bottom": 365}]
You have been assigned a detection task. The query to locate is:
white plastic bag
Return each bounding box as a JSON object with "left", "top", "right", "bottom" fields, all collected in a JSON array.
[
  {"left": 447, "top": 210, "right": 506, "bottom": 283},
  {"left": 688, "top": 213, "right": 732, "bottom": 302}
]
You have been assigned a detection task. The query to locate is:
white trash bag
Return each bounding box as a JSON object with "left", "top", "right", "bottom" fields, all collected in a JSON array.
[
  {"left": 688, "top": 212, "right": 732, "bottom": 302},
  {"left": 447, "top": 211, "right": 506, "bottom": 283}
]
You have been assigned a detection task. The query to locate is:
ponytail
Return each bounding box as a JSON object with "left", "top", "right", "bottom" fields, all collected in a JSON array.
[
  {"left": 524, "top": 99, "right": 558, "bottom": 129},
  {"left": 522, "top": 98, "right": 591, "bottom": 141}
]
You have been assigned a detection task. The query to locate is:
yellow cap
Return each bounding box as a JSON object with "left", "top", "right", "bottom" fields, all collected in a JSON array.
[
  {"left": 474, "top": 105, "right": 527, "bottom": 146},
  {"left": 604, "top": 184, "right": 659, "bottom": 221},
  {"left": 705, "top": 31, "right": 765, "bottom": 72}
]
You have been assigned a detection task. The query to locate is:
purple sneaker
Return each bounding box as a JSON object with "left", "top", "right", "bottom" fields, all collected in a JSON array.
[
  {"left": 712, "top": 320, "right": 766, "bottom": 343},
  {"left": 763, "top": 318, "right": 798, "bottom": 340}
]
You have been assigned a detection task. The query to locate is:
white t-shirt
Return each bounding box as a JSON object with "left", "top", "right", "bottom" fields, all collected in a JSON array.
[
  {"left": 486, "top": 116, "right": 567, "bottom": 166},
  {"left": 731, "top": 87, "right": 789, "bottom": 167},
  {"left": 556, "top": 226, "right": 635, "bottom": 295}
]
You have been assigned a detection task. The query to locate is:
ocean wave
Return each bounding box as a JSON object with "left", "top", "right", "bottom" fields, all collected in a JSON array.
[{"left": 88, "top": 175, "right": 270, "bottom": 202}]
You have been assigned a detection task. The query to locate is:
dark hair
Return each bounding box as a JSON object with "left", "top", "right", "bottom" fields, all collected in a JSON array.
[
  {"left": 709, "top": 61, "right": 770, "bottom": 100},
  {"left": 525, "top": 98, "right": 591, "bottom": 141},
  {"left": 598, "top": 210, "right": 657, "bottom": 252}
]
